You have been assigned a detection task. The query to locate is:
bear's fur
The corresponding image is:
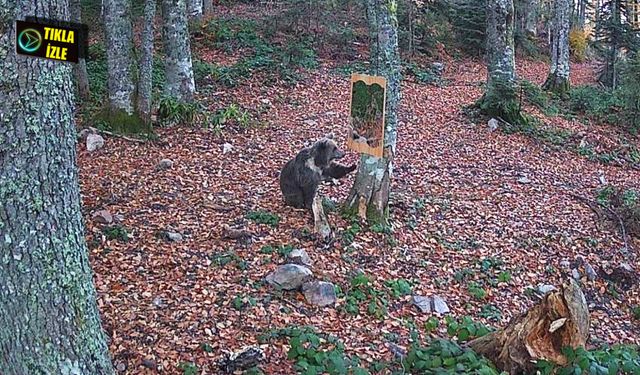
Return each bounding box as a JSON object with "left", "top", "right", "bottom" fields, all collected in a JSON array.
[{"left": 279, "top": 135, "right": 356, "bottom": 209}]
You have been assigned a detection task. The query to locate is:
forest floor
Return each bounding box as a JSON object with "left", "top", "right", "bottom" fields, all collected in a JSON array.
[{"left": 78, "top": 6, "right": 640, "bottom": 375}]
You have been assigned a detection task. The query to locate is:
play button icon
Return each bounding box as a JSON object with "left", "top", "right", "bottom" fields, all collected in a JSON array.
[{"left": 18, "top": 28, "right": 42, "bottom": 53}]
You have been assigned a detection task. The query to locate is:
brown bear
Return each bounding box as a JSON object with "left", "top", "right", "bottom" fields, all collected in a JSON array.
[{"left": 279, "top": 135, "right": 356, "bottom": 209}]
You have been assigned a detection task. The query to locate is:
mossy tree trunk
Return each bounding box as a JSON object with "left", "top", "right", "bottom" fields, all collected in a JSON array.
[
  {"left": 162, "top": 0, "right": 196, "bottom": 102},
  {"left": 70, "top": 0, "right": 90, "bottom": 100},
  {"left": 0, "top": 2, "right": 114, "bottom": 374},
  {"left": 203, "top": 0, "right": 213, "bottom": 15},
  {"left": 344, "top": 0, "right": 401, "bottom": 225},
  {"left": 137, "top": 0, "right": 156, "bottom": 123},
  {"left": 479, "top": 0, "right": 523, "bottom": 124},
  {"left": 468, "top": 280, "right": 589, "bottom": 374},
  {"left": 543, "top": 0, "right": 571, "bottom": 95},
  {"left": 104, "top": 0, "right": 135, "bottom": 114},
  {"left": 516, "top": 0, "right": 538, "bottom": 37}
]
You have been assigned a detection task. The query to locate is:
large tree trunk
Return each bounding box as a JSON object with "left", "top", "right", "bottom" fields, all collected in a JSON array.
[
  {"left": 162, "top": 0, "right": 196, "bottom": 102},
  {"left": 187, "top": 0, "right": 203, "bottom": 20},
  {"left": 137, "top": 0, "right": 156, "bottom": 123},
  {"left": 70, "top": 0, "right": 91, "bottom": 100},
  {"left": 0, "top": 2, "right": 114, "bottom": 374},
  {"left": 203, "top": 0, "right": 213, "bottom": 15},
  {"left": 468, "top": 280, "right": 589, "bottom": 374},
  {"left": 479, "top": 0, "right": 522, "bottom": 124},
  {"left": 517, "top": 0, "right": 538, "bottom": 36},
  {"left": 344, "top": 0, "right": 401, "bottom": 225},
  {"left": 543, "top": 0, "right": 571, "bottom": 95},
  {"left": 104, "top": 0, "right": 135, "bottom": 114}
]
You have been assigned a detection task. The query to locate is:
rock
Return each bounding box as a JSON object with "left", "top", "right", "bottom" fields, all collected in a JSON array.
[
  {"left": 92, "top": 209, "right": 113, "bottom": 224},
  {"left": 303, "top": 119, "right": 318, "bottom": 126},
  {"left": 584, "top": 261, "right": 597, "bottom": 281},
  {"left": 537, "top": 284, "right": 557, "bottom": 295},
  {"left": 163, "top": 231, "right": 183, "bottom": 242},
  {"left": 223, "top": 143, "right": 233, "bottom": 154},
  {"left": 302, "top": 281, "right": 337, "bottom": 307},
  {"left": 141, "top": 359, "right": 157, "bottom": 370},
  {"left": 488, "top": 118, "right": 500, "bottom": 132},
  {"left": 517, "top": 176, "right": 532, "bottom": 184},
  {"left": 288, "top": 249, "right": 312, "bottom": 267},
  {"left": 218, "top": 346, "right": 265, "bottom": 373},
  {"left": 412, "top": 295, "right": 449, "bottom": 314},
  {"left": 115, "top": 362, "right": 126, "bottom": 372},
  {"left": 432, "top": 295, "right": 450, "bottom": 314},
  {"left": 153, "top": 296, "right": 167, "bottom": 309},
  {"left": 560, "top": 260, "right": 571, "bottom": 269},
  {"left": 571, "top": 268, "right": 581, "bottom": 280},
  {"left": 113, "top": 213, "right": 125, "bottom": 223},
  {"left": 156, "top": 158, "right": 174, "bottom": 170},
  {"left": 430, "top": 62, "right": 445, "bottom": 75},
  {"left": 387, "top": 342, "right": 407, "bottom": 359},
  {"left": 266, "top": 264, "right": 312, "bottom": 290},
  {"left": 86, "top": 133, "right": 105, "bottom": 152}
]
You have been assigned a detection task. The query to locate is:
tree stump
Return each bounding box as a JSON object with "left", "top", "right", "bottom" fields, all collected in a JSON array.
[
  {"left": 312, "top": 195, "right": 333, "bottom": 243},
  {"left": 468, "top": 279, "right": 589, "bottom": 374}
]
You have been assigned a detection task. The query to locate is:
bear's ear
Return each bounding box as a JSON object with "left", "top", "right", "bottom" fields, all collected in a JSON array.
[{"left": 324, "top": 132, "right": 335, "bottom": 139}]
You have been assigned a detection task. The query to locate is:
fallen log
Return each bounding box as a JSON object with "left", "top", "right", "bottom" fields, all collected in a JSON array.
[{"left": 468, "top": 279, "right": 589, "bottom": 374}]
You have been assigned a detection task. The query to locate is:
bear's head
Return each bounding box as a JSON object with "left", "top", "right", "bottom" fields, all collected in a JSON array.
[{"left": 311, "top": 135, "right": 345, "bottom": 169}]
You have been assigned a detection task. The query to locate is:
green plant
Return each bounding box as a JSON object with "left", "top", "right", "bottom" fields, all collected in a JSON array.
[
  {"left": 468, "top": 282, "right": 487, "bottom": 300},
  {"left": 102, "top": 225, "right": 129, "bottom": 242},
  {"left": 157, "top": 96, "right": 201, "bottom": 126},
  {"left": 497, "top": 271, "right": 512, "bottom": 283},
  {"left": 246, "top": 210, "right": 280, "bottom": 227},
  {"left": 445, "top": 316, "right": 493, "bottom": 342},
  {"left": 402, "top": 338, "right": 501, "bottom": 374},
  {"left": 206, "top": 103, "right": 252, "bottom": 130},
  {"left": 384, "top": 278, "right": 413, "bottom": 298},
  {"left": 479, "top": 304, "right": 502, "bottom": 322},
  {"left": 210, "top": 251, "right": 248, "bottom": 270},
  {"left": 178, "top": 362, "right": 198, "bottom": 375},
  {"left": 631, "top": 306, "right": 640, "bottom": 320},
  {"left": 232, "top": 294, "right": 257, "bottom": 311},
  {"left": 260, "top": 244, "right": 294, "bottom": 257},
  {"left": 341, "top": 222, "right": 361, "bottom": 246},
  {"left": 341, "top": 272, "right": 387, "bottom": 319},
  {"left": 425, "top": 316, "right": 440, "bottom": 332},
  {"left": 260, "top": 326, "right": 370, "bottom": 375},
  {"left": 537, "top": 345, "right": 640, "bottom": 374}
]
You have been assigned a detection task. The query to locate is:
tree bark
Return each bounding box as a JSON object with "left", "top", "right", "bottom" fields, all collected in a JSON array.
[
  {"left": 479, "top": 0, "right": 523, "bottom": 124},
  {"left": 203, "top": 0, "right": 213, "bottom": 15},
  {"left": 468, "top": 280, "right": 589, "bottom": 374},
  {"left": 162, "top": 0, "right": 196, "bottom": 102},
  {"left": 543, "top": 0, "right": 571, "bottom": 95},
  {"left": 344, "top": 0, "right": 401, "bottom": 225},
  {"left": 104, "top": 0, "right": 135, "bottom": 114},
  {"left": 0, "top": 2, "right": 114, "bottom": 374},
  {"left": 70, "top": 0, "right": 91, "bottom": 100},
  {"left": 187, "top": 0, "right": 203, "bottom": 20},
  {"left": 137, "top": 0, "right": 156, "bottom": 123}
]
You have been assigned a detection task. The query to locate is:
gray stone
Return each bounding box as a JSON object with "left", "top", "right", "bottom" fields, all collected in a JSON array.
[
  {"left": 92, "top": 209, "right": 113, "bottom": 224},
  {"left": 303, "top": 119, "right": 318, "bottom": 126},
  {"left": 560, "top": 260, "right": 571, "bottom": 269},
  {"left": 302, "top": 281, "right": 337, "bottom": 307},
  {"left": 571, "top": 268, "right": 581, "bottom": 280},
  {"left": 412, "top": 295, "right": 449, "bottom": 314},
  {"left": 432, "top": 295, "right": 450, "bottom": 314},
  {"left": 488, "top": 118, "right": 500, "bottom": 132},
  {"left": 412, "top": 295, "right": 431, "bottom": 313},
  {"left": 288, "top": 249, "right": 312, "bottom": 267},
  {"left": 86, "top": 133, "right": 105, "bottom": 152},
  {"left": 157, "top": 158, "right": 174, "bottom": 170},
  {"left": 387, "top": 342, "right": 407, "bottom": 359},
  {"left": 266, "top": 264, "right": 312, "bottom": 290},
  {"left": 78, "top": 127, "right": 97, "bottom": 140},
  {"left": 584, "top": 261, "right": 597, "bottom": 281},
  {"left": 223, "top": 143, "right": 234, "bottom": 154},
  {"left": 165, "top": 231, "right": 183, "bottom": 242},
  {"left": 517, "top": 176, "right": 532, "bottom": 184}
]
